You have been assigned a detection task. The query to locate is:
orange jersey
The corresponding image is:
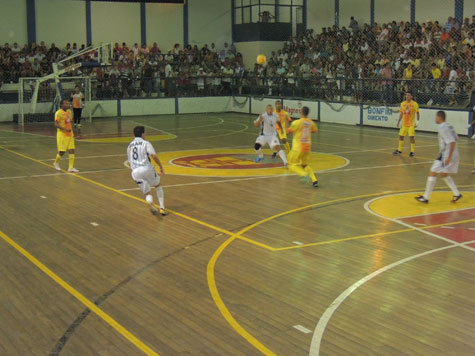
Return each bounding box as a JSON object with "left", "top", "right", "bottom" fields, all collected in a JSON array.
[
  {"left": 55, "top": 109, "right": 73, "bottom": 137},
  {"left": 400, "top": 100, "right": 419, "bottom": 127},
  {"left": 72, "top": 92, "right": 84, "bottom": 109},
  {"left": 274, "top": 109, "right": 291, "bottom": 132},
  {"left": 288, "top": 117, "right": 317, "bottom": 152}
]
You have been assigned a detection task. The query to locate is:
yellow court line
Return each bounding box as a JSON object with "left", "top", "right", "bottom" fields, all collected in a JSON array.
[
  {"left": 0, "top": 229, "right": 159, "bottom": 356},
  {"left": 274, "top": 218, "right": 475, "bottom": 251}
]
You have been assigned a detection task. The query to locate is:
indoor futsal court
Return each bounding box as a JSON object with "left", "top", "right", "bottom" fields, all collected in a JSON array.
[{"left": 0, "top": 113, "right": 474, "bottom": 355}]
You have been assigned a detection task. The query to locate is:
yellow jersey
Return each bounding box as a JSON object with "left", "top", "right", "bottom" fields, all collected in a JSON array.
[
  {"left": 288, "top": 118, "right": 317, "bottom": 153},
  {"left": 55, "top": 109, "right": 73, "bottom": 137},
  {"left": 274, "top": 109, "right": 291, "bottom": 133},
  {"left": 400, "top": 100, "right": 419, "bottom": 127},
  {"left": 431, "top": 67, "right": 441, "bottom": 79}
]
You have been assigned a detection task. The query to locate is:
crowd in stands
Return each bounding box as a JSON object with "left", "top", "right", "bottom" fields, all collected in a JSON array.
[
  {"left": 1, "top": 14, "right": 474, "bottom": 106},
  {"left": 258, "top": 15, "right": 474, "bottom": 106}
]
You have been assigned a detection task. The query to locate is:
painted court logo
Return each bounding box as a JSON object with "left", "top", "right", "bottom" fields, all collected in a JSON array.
[{"left": 172, "top": 154, "right": 282, "bottom": 169}]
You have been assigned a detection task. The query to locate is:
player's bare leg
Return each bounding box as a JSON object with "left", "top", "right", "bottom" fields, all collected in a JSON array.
[
  {"left": 393, "top": 136, "right": 404, "bottom": 155},
  {"left": 254, "top": 143, "right": 264, "bottom": 162},
  {"left": 67, "top": 149, "right": 79, "bottom": 173}
]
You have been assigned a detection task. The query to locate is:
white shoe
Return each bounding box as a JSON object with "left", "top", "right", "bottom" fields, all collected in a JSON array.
[
  {"left": 68, "top": 168, "right": 80, "bottom": 173},
  {"left": 471, "top": 134, "right": 475, "bottom": 139},
  {"left": 53, "top": 163, "right": 61, "bottom": 171}
]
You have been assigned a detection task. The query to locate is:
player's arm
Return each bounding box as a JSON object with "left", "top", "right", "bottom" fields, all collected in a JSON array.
[
  {"left": 54, "top": 114, "right": 71, "bottom": 133},
  {"left": 151, "top": 154, "right": 165, "bottom": 174},
  {"left": 254, "top": 115, "right": 263, "bottom": 127},
  {"left": 415, "top": 104, "right": 420, "bottom": 126},
  {"left": 397, "top": 111, "right": 402, "bottom": 128},
  {"left": 444, "top": 141, "right": 456, "bottom": 166},
  {"left": 287, "top": 120, "right": 297, "bottom": 134},
  {"left": 311, "top": 121, "right": 318, "bottom": 133}
]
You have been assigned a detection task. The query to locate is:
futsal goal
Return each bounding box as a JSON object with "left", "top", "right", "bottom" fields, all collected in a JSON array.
[{"left": 17, "top": 42, "right": 113, "bottom": 126}]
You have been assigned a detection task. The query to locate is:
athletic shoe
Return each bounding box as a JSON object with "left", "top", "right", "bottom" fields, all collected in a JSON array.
[
  {"left": 272, "top": 152, "right": 277, "bottom": 159},
  {"left": 472, "top": 168, "right": 475, "bottom": 174},
  {"left": 409, "top": 152, "right": 415, "bottom": 157},
  {"left": 284, "top": 163, "right": 288, "bottom": 169},
  {"left": 415, "top": 195, "right": 429, "bottom": 203},
  {"left": 77, "top": 124, "right": 82, "bottom": 128},
  {"left": 160, "top": 209, "right": 168, "bottom": 216},
  {"left": 53, "top": 163, "right": 61, "bottom": 171},
  {"left": 393, "top": 150, "right": 402, "bottom": 155},
  {"left": 67, "top": 168, "right": 80, "bottom": 173},
  {"left": 254, "top": 157, "right": 263, "bottom": 163},
  {"left": 472, "top": 134, "right": 475, "bottom": 139},
  {"left": 150, "top": 207, "right": 159, "bottom": 215},
  {"left": 313, "top": 180, "right": 319, "bottom": 187},
  {"left": 452, "top": 194, "right": 463, "bottom": 203}
]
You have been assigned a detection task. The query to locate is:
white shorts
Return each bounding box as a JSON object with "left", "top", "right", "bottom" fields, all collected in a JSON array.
[
  {"left": 430, "top": 159, "right": 459, "bottom": 174},
  {"left": 256, "top": 135, "right": 280, "bottom": 150},
  {"left": 131, "top": 166, "right": 160, "bottom": 194}
]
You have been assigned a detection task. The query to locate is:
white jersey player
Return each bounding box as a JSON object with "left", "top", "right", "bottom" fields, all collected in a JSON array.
[
  {"left": 253, "top": 104, "right": 288, "bottom": 167},
  {"left": 416, "top": 111, "right": 462, "bottom": 204},
  {"left": 127, "top": 126, "right": 167, "bottom": 216}
]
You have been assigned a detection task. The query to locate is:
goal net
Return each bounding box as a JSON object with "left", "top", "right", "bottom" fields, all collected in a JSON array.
[
  {"left": 17, "top": 42, "right": 112, "bottom": 125},
  {"left": 18, "top": 76, "right": 91, "bottom": 125}
]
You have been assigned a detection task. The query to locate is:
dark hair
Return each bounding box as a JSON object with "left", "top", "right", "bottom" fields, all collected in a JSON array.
[
  {"left": 302, "top": 106, "right": 309, "bottom": 116},
  {"left": 275, "top": 100, "right": 281, "bottom": 104},
  {"left": 436, "top": 110, "right": 446, "bottom": 120},
  {"left": 60, "top": 99, "right": 68, "bottom": 106},
  {"left": 134, "top": 126, "right": 145, "bottom": 137}
]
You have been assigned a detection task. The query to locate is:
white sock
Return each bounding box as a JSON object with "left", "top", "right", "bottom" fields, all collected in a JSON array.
[
  {"left": 443, "top": 176, "right": 460, "bottom": 196},
  {"left": 256, "top": 148, "right": 264, "bottom": 158},
  {"left": 145, "top": 194, "right": 154, "bottom": 205},
  {"left": 423, "top": 176, "right": 437, "bottom": 200},
  {"left": 278, "top": 150, "right": 287, "bottom": 164},
  {"left": 156, "top": 186, "right": 165, "bottom": 209}
]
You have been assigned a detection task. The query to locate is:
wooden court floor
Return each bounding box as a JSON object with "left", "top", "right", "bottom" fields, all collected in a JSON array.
[{"left": 0, "top": 112, "right": 474, "bottom": 356}]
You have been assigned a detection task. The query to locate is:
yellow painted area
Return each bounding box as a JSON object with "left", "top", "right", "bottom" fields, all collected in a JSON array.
[
  {"left": 369, "top": 192, "right": 475, "bottom": 219},
  {"left": 79, "top": 134, "right": 176, "bottom": 143},
  {"left": 0, "top": 229, "right": 159, "bottom": 356},
  {"left": 162, "top": 149, "right": 347, "bottom": 177}
]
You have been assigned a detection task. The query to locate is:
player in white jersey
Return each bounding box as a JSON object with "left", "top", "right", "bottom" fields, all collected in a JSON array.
[
  {"left": 253, "top": 104, "right": 288, "bottom": 167},
  {"left": 416, "top": 111, "right": 462, "bottom": 203},
  {"left": 469, "top": 105, "right": 475, "bottom": 173},
  {"left": 127, "top": 126, "right": 167, "bottom": 216}
]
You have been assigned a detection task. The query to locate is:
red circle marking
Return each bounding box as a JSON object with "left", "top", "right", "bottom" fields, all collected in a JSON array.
[{"left": 171, "top": 154, "right": 283, "bottom": 169}]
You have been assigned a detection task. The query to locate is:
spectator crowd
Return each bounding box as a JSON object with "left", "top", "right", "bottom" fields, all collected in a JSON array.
[{"left": 1, "top": 14, "right": 474, "bottom": 107}]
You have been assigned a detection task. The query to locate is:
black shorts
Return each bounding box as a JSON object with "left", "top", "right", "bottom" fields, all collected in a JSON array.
[{"left": 73, "top": 108, "right": 82, "bottom": 122}]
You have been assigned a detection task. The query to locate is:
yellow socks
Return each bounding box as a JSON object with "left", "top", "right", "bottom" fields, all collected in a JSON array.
[
  {"left": 283, "top": 142, "right": 291, "bottom": 154},
  {"left": 68, "top": 154, "right": 75, "bottom": 170},
  {"left": 54, "top": 154, "right": 61, "bottom": 164},
  {"left": 304, "top": 166, "right": 317, "bottom": 182},
  {"left": 398, "top": 140, "right": 404, "bottom": 152},
  {"left": 410, "top": 143, "right": 415, "bottom": 153}
]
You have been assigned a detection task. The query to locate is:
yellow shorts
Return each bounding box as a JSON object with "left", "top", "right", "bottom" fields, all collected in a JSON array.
[
  {"left": 399, "top": 125, "right": 416, "bottom": 137},
  {"left": 277, "top": 129, "right": 287, "bottom": 140},
  {"left": 288, "top": 150, "right": 310, "bottom": 166},
  {"left": 57, "top": 134, "right": 75, "bottom": 152}
]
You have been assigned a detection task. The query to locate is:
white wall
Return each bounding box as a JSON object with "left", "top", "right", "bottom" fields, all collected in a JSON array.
[
  {"left": 0, "top": 0, "right": 27, "bottom": 45},
  {"left": 235, "top": 41, "right": 283, "bottom": 69},
  {"left": 467, "top": 2, "right": 475, "bottom": 21},
  {"left": 91, "top": 1, "right": 140, "bottom": 46},
  {"left": 374, "top": 0, "right": 409, "bottom": 24},
  {"left": 416, "top": 0, "right": 450, "bottom": 24},
  {"left": 36, "top": 0, "right": 86, "bottom": 47},
  {"left": 307, "top": 0, "right": 335, "bottom": 30},
  {"left": 146, "top": 3, "right": 183, "bottom": 51},
  {"left": 121, "top": 98, "right": 175, "bottom": 116},
  {"left": 188, "top": 0, "right": 232, "bottom": 48},
  {"left": 340, "top": 0, "right": 371, "bottom": 28}
]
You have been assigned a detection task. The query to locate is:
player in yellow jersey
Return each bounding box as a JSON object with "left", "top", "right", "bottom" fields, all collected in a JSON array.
[
  {"left": 287, "top": 106, "right": 319, "bottom": 187},
  {"left": 53, "top": 99, "right": 79, "bottom": 173},
  {"left": 393, "top": 92, "right": 420, "bottom": 157},
  {"left": 272, "top": 100, "right": 292, "bottom": 158}
]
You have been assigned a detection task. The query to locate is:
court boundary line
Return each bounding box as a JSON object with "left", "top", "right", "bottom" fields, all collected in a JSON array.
[
  {"left": 308, "top": 239, "right": 475, "bottom": 356},
  {"left": 0, "top": 229, "right": 159, "bottom": 356}
]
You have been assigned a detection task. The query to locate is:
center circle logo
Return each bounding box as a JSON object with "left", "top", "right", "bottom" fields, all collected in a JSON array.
[{"left": 172, "top": 153, "right": 283, "bottom": 169}]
